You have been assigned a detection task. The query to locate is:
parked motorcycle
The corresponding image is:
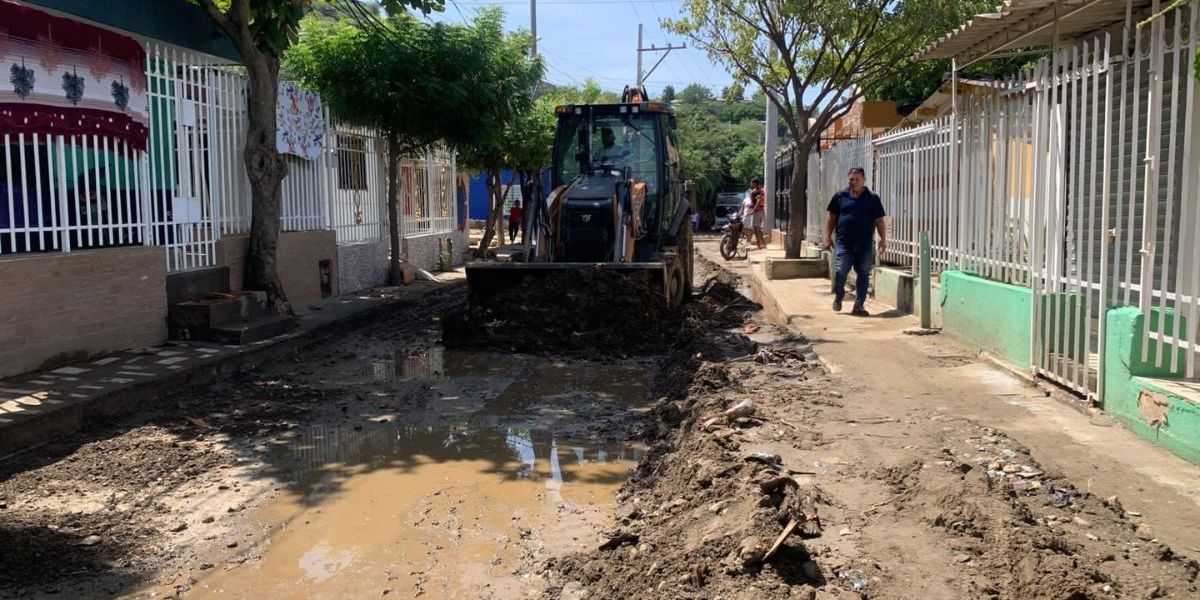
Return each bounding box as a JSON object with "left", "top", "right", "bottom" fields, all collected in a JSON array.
[{"left": 719, "top": 214, "right": 752, "bottom": 261}]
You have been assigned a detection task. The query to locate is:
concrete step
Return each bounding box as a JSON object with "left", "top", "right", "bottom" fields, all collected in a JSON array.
[
  {"left": 168, "top": 291, "right": 269, "bottom": 340},
  {"left": 210, "top": 314, "right": 297, "bottom": 345}
]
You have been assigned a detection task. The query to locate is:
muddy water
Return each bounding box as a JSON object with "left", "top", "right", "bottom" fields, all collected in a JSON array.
[{"left": 184, "top": 348, "right": 652, "bottom": 599}]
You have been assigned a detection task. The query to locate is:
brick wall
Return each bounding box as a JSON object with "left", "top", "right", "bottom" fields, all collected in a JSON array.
[
  {"left": 0, "top": 246, "right": 167, "bottom": 378},
  {"left": 216, "top": 230, "right": 339, "bottom": 306}
]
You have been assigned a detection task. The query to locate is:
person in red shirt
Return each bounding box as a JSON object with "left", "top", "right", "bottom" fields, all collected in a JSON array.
[
  {"left": 746, "top": 178, "right": 766, "bottom": 250},
  {"left": 508, "top": 200, "right": 523, "bottom": 244}
]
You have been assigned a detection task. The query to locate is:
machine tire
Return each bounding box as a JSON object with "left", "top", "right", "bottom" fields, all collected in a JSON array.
[{"left": 666, "top": 259, "right": 686, "bottom": 309}]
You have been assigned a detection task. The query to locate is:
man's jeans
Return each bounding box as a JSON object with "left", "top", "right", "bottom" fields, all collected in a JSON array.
[{"left": 833, "top": 243, "right": 874, "bottom": 306}]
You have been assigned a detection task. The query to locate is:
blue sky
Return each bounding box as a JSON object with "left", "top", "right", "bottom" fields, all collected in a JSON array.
[{"left": 428, "top": 0, "right": 737, "bottom": 97}]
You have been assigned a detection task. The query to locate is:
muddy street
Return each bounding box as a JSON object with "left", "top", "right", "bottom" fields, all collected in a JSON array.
[{"left": 2, "top": 255, "right": 1199, "bottom": 599}]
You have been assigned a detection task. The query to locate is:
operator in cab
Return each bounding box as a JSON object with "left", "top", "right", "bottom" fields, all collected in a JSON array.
[{"left": 594, "top": 126, "right": 630, "bottom": 167}]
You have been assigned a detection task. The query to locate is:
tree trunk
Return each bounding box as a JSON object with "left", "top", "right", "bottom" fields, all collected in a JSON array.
[
  {"left": 386, "top": 133, "right": 403, "bottom": 285},
  {"left": 242, "top": 52, "right": 291, "bottom": 314},
  {"left": 477, "top": 169, "right": 509, "bottom": 254},
  {"left": 786, "top": 144, "right": 810, "bottom": 259}
]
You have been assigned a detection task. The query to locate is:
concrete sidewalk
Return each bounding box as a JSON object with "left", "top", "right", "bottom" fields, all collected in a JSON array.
[
  {"left": 0, "top": 274, "right": 464, "bottom": 459},
  {"left": 699, "top": 239, "right": 1200, "bottom": 553}
]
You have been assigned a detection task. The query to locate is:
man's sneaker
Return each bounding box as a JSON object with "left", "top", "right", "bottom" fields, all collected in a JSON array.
[
  {"left": 832, "top": 297, "right": 843, "bottom": 312},
  {"left": 851, "top": 305, "right": 870, "bottom": 317}
]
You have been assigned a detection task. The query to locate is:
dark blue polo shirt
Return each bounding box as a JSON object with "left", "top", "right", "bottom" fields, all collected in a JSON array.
[{"left": 827, "top": 187, "right": 885, "bottom": 250}]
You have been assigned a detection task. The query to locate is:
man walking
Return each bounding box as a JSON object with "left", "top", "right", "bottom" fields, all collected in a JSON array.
[{"left": 824, "top": 167, "right": 886, "bottom": 316}]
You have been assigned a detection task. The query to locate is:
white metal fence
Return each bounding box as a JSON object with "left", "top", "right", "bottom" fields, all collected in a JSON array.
[
  {"left": 3, "top": 39, "right": 456, "bottom": 274},
  {"left": 800, "top": 3, "right": 1200, "bottom": 398}
]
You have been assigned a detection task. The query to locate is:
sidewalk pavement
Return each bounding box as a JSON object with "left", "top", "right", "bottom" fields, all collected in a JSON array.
[
  {"left": 0, "top": 273, "right": 465, "bottom": 459},
  {"left": 698, "top": 239, "right": 1200, "bottom": 553}
]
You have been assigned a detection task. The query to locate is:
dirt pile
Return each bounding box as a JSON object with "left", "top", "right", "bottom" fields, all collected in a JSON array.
[
  {"left": 540, "top": 259, "right": 1200, "bottom": 600},
  {"left": 444, "top": 266, "right": 753, "bottom": 357}
]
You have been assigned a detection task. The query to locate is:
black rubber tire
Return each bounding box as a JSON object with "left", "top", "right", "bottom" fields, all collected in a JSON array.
[
  {"left": 667, "top": 259, "right": 686, "bottom": 309},
  {"left": 719, "top": 233, "right": 738, "bottom": 261}
]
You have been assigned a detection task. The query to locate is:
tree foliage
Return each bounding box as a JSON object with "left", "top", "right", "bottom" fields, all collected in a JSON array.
[
  {"left": 191, "top": 0, "right": 440, "bottom": 313},
  {"left": 667, "top": 0, "right": 971, "bottom": 257},
  {"left": 730, "top": 144, "right": 763, "bottom": 185},
  {"left": 677, "top": 83, "right": 713, "bottom": 104},
  {"left": 721, "top": 82, "right": 745, "bottom": 103},
  {"left": 660, "top": 84, "right": 676, "bottom": 103}
]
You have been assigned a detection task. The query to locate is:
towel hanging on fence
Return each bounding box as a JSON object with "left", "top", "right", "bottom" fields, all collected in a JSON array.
[{"left": 276, "top": 81, "right": 325, "bottom": 161}]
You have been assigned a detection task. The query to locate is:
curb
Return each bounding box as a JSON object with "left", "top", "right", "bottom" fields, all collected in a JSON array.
[{"left": 0, "top": 281, "right": 466, "bottom": 461}]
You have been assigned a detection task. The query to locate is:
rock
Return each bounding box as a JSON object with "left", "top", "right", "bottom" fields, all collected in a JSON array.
[
  {"left": 1002, "top": 464, "right": 1022, "bottom": 474},
  {"left": 199, "top": 563, "right": 214, "bottom": 570},
  {"left": 1072, "top": 516, "right": 1091, "bottom": 527},
  {"left": 1105, "top": 495, "right": 1124, "bottom": 512},
  {"left": 559, "top": 581, "right": 588, "bottom": 600},
  {"left": 1135, "top": 523, "right": 1155, "bottom": 541},
  {"left": 170, "top": 523, "right": 189, "bottom": 533},
  {"left": 709, "top": 501, "right": 727, "bottom": 514},
  {"left": 838, "top": 527, "right": 852, "bottom": 537},
  {"left": 1086, "top": 533, "right": 1100, "bottom": 541},
  {"left": 77, "top": 535, "right": 101, "bottom": 547},
  {"left": 599, "top": 531, "right": 639, "bottom": 551},
  {"left": 226, "top": 541, "right": 239, "bottom": 549},
  {"left": 201, "top": 516, "right": 215, "bottom": 524},
  {"left": 702, "top": 417, "right": 723, "bottom": 432},
  {"left": 759, "top": 476, "right": 799, "bottom": 494},
  {"left": 661, "top": 498, "right": 687, "bottom": 512},
  {"left": 617, "top": 505, "right": 644, "bottom": 522},
  {"left": 791, "top": 586, "right": 818, "bottom": 600},
  {"left": 738, "top": 536, "right": 767, "bottom": 567}
]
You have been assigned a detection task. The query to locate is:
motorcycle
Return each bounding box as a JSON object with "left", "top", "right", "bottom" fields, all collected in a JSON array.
[{"left": 719, "top": 214, "right": 753, "bottom": 261}]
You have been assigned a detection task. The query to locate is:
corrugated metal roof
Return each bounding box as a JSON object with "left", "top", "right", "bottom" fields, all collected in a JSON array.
[{"left": 917, "top": 0, "right": 1151, "bottom": 64}]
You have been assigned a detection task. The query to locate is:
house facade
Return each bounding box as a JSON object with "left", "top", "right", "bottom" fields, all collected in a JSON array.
[{"left": 0, "top": 0, "right": 465, "bottom": 378}]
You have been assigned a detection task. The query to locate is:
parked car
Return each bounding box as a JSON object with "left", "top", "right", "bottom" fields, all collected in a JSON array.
[{"left": 712, "top": 193, "right": 745, "bottom": 231}]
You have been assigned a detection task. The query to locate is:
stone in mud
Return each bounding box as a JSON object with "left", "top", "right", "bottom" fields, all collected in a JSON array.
[
  {"left": 76, "top": 535, "right": 101, "bottom": 547},
  {"left": 738, "top": 536, "right": 768, "bottom": 567},
  {"left": 1135, "top": 523, "right": 1155, "bottom": 541},
  {"left": 559, "top": 581, "right": 588, "bottom": 600}
]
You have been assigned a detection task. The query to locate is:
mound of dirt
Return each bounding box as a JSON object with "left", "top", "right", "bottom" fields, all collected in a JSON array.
[{"left": 444, "top": 264, "right": 756, "bottom": 358}]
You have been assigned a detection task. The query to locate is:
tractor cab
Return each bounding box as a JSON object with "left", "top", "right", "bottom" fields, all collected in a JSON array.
[{"left": 464, "top": 88, "right": 694, "bottom": 310}]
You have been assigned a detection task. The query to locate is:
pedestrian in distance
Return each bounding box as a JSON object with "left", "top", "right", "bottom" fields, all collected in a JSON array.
[
  {"left": 741, "top": 178, "right": 766, "bottom": 250},
  {"left": 823, "top": 167, "right": 887, "bottom": 317},
  {"left": 508, "top": 200, "right": 523, "bottom": 244}
]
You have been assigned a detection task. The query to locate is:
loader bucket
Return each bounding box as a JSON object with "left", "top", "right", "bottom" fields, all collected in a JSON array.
[{"left": 465, "top": 262, "right": 669, "bottom": 309}]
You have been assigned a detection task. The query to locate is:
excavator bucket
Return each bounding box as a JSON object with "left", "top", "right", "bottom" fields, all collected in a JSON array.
[{"left": 465, "top": 262, "right": 669, "bottom": 309}]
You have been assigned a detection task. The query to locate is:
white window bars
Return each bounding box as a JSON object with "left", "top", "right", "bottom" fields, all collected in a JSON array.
[
  {"left": 1, "top": 133, "right": 148, "bottom": 256},
  {"left": 401, "top": 147, "right": 457, "bottom": 239}
]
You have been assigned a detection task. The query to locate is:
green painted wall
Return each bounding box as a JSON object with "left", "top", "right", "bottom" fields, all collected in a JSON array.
[
  {"left": 940, "top": 270, "right": 1032, "bottom": 371},
  {"left": 1103, "top": 307, "right": 1200, "bottom": 464}
]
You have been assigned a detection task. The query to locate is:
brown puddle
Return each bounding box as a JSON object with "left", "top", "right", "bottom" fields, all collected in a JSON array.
[{"left": 179, "top": 349, "right": 651, "bottom": 599}]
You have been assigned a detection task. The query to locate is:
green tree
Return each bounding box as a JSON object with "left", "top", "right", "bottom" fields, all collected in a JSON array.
[
  {"left": 668, "top": 0, "right": 965, "bottom": 257},
  {"left": 193, "top": 0, "right": 439, "bottom": 313},
  {"left": 445, "top": 17, "right": 543, "bottom": 253},
  {"left": 661, "top": 84, "right": 676, "bottom": 103},
  {"left": 730, "top": 145, "right": 763, "bottom": 186},
  {"left": 677, "top": 83, "right": 712, "bottom": 104},
  {"left": 288, "top": 12, "right": 496, "bottom": 283},
  {"left": 721, "top": 82, "right": 745, "bottom": 103}
]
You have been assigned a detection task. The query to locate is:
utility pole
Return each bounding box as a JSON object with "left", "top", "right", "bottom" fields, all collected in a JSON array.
[
  {"left": 530, "top": 0, "right": 537, "bottom": 57},
  {"left": 636, "top": 23, "right": 685, "bottom": 88},
  {"left": 763, "top": 96, "right": 779, "bottom": 241}
]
